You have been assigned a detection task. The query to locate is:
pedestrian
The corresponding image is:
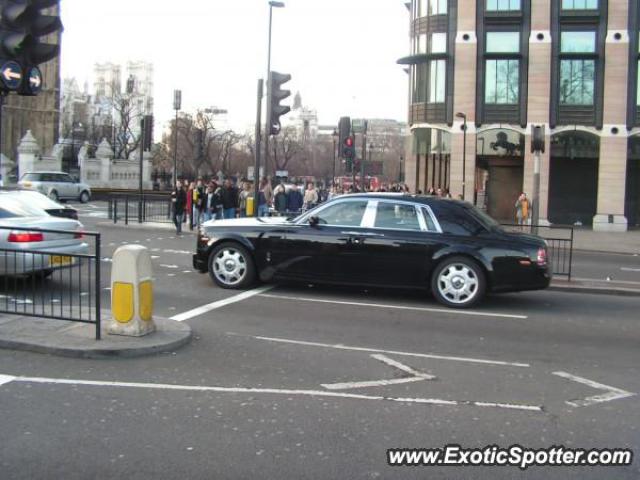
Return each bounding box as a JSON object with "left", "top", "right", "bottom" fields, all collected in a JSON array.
[
  {"left": 303, "top": 182, "right": 318, "bottom": 210},
  {"left": 203, "top": 183, "right": 218, "bottom": 222},
  {"left": 193, "top": 178, "right": 206, "bottom": 228},
  {"left": 239, "top": 181, "right": 253, "bottom": 218},
  {"left": 186, "top": 181, "right": 195, "bottom": 228},
  {"left": 221, "top": 178, "right": 239, "bottom": 219},
  {"left": 287, "top": 183, "right": 304, "bottom": 214},
  {"left": 515, "top": 193, "right": 531, "bottom": 226},
  {"left": 171, "top": 180, "right": 187, "bottom": 235},
  {"left": 258, "top": 177, "right": 270, "bottom": 217},
  {"left": 274, "top": 183, "right": 288, "bottom": 214}
]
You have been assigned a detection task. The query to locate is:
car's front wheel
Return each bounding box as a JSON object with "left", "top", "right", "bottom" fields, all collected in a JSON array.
[
  {"left": 431, "top": 256, "right": 486, "bottom": 308},
  {"left": 208, "top": 242, "right": 256, "bottom": 289},
  {"left": 79, "top": 191, "right": 90, "bottom": 203},
  {"left": 48, "top": 190, "right": 59, "bottom": 202}
]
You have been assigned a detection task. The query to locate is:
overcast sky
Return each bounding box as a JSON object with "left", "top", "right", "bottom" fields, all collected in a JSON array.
[{"left": 60, "top": 0, "right": 409, "bottom": 133}]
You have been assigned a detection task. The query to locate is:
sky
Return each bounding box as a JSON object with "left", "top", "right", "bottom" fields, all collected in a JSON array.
[{"left": 60, "top": 0, "right": 410, "bottom": 134}]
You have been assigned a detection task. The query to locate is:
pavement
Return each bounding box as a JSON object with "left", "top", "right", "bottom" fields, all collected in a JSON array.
[
  {"left": 0, "top": 312, "right": 192, "bottom": 359},
  {"left": 572, "top": 228, "right": 640, "bottom": 254}
]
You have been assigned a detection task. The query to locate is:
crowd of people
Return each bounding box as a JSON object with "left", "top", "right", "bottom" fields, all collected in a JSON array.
[{"left": 169, "top": 176, "right": 436, "bottom": 235}]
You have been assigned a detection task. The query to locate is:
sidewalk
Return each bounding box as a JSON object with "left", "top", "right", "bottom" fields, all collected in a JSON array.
[
  {"left": 0, "top": 313, "right": 192, "bottom": 359},
  {"left": 572, "top": 229, "right": 640, "bottom": 254},
  {"left": 549, "top": 277, "right": 640, "bottom": 297}
]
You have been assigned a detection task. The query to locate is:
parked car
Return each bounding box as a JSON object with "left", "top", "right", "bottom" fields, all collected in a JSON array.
[
  {"left": 193, "top": 194, "right": 551, "bottom": 308},
  {"left": 0, "top": 188, "right": 78, "bottom": 220},
  {"left": 18, "top": 171, "right": 92, "bottom": 203},
  {"left": 0, "top": 191, "right": 88, "bottom": 277}
]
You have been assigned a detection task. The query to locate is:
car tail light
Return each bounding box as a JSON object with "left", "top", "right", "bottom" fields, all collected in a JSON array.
[
  {"left": 8, "top": 231, "right": 44, "bottom": 243},
  {"left": 74, "top": 231, "right": 84, "bottom": 239},
  {"left": 536, "top": 247, "right": 548, "bottom": 266}
]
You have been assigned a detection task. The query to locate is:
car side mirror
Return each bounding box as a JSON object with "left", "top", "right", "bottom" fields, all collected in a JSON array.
[{"left": 309, "top": 216, "right": 320, "bottom": 227}]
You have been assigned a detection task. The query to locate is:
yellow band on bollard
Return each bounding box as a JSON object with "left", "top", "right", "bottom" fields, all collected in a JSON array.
[
  {"left": 246, "top": 197, "right": 255, "bottom": 216},
  {"left": 112, "top": 282, "right": 134, "bottom": 323},
  {"left": 139, "top": 280, "right": 153, "bottom": 322}
]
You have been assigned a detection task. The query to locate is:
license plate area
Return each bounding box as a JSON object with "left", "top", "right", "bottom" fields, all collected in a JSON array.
[{"left": 50, "top": 255, "right": 74, "bottom": 267}]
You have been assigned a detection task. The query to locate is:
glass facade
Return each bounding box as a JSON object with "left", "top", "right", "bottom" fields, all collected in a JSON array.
[
  {"left": 429, "top": 60, "right": 446, "bottom": 103},
  {"left": 413, "top": 63, "right": 428, "bottom": 103},
  {"left": 485, "top": 59, "right": 519, "bottom": 104},
  {"left": 430, "top": 33, "right": 447, "bottom": 53},
  {"left": 560, "top": 59, "right": 595, "bottom": 105},
  {"left": 486, "top": 0, "right": 521, "bottom": 11},
  {"left": 561, "top": 0, "right": 597, "bottom": 9},
  {"left": 486, "top": 32, "right": 520, "bottom": 53},
  {"left": 560, "top": 31, "right": 596, "bottom": 53},
  {"left": 428, "top": 0, "right": 447, "bottom": 15}
]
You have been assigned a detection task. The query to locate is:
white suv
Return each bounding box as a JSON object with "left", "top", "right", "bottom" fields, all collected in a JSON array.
[{"left": 19, "top": 172, "right": 92, "bottom": 203}]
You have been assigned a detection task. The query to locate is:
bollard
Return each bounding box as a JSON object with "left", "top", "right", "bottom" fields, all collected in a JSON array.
[
  {"left": 246, "top": 197, "right": 255, "bottom": 217},
  {"left": 108, "top": 245, "right": 156, "bottom": 337}
]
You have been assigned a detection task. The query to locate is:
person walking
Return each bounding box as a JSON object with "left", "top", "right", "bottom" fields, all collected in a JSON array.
[
  {"left": 185, "top": 181, "right": 195, "bottom": 229},
  {"left": 203, "top": 183, "right": 218, "bottom": 222},
  {"left": 192, "top": 178, "right": 206, "bottom": 228},
  {"left": 303, "top": 182, "right": 318, "bottom": 211},
  {"left": 274, "top": 183, "right": 288, "bottom": 214},
  {"left": 238, "top": 181, "right": 254, "bottom": 218},
  {"left": 171, "top": 181, "right": 187, "bottom": 235},
  {"left": 221, "top": 178, "right": 239, "bottom": 219},
  {"left": 287, "top": 184, "right": 304, "bottom": 214},
  {"left": 258, "top": 177, "right": 270, "bottom": 217},
  {"left": 515, "top": 193, "right": 531, "bottom": 226}
]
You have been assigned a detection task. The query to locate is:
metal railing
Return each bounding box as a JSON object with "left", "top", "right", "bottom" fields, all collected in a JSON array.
[
  {"left": 0, "top": 226, "right": 102, "bottom": 340},
  {"left": 109, "top": 194, "right": 173, "bottom": 225},
  {"left": 501, "top": 224, "right": 574, "bottom": 280}
]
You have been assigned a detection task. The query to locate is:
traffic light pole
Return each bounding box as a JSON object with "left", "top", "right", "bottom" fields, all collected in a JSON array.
[
  {"left": 138, "top": 118, "right": 145, "bottom": 223},
  {"left": 254, "top": 79, "right": 264, "bottom": 217},
  {"left": 360, "top": 120, "right": 368, "bottom": 192},
  {"left": 0, "top": 92, "right": 5, "bottom": 187}
]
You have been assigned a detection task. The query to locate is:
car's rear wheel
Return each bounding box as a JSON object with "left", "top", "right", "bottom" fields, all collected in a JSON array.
[
  {"left": 431, "top": 256, "right": 486, "bottom": 308},
  {"left": 79, "top": 191, "right": 90, "bottom": 203},
  {"left": 48, "top": 190, "right": 59, "bottom": 202},
  {"left": 208, "top": 242, "right": 256, "bottom": 289}
]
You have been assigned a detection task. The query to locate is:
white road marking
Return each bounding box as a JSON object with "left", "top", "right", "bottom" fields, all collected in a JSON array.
[
  {"left": 0, "top": 374, "right": 542, "bottom": 412},
  {"left": 620, "top": 267, "right": 640, "bottom": 272},
  {"left": 249, "top": 335, "right": 530, "bottom": 368},
  {"left": 170, "top": 286, "right": 275, "bottom": 322},
  {"left": 159, "top": 264, "right": 179, "bottom": 269},
  {"left": 258, "top": 294, "right": 528, "bottom": 320},
  {"left": 321, "top": 354, "right": 435, "bottom": 391},
  {"left": 552, "top": 371, "right": 635, "bottom": 407},
  {"left": 0, "top": 374, "right": 15, "bottom": 386}
]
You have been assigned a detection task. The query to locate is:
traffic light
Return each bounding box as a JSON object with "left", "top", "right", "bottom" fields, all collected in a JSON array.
[
  {"left": 531, "top": 124, "right": 545, "bottom": 153},
  {"left": 343, "top": 135, "right": 356, "bottom": 172},
  {"left": 142, "top": 115, "right": 153, "bottom": 152},
  {"left": 268, "top": 71, "right": 291, "bottom": 136},
  {"left": 0, "top": 0, "right": 63, "bottom": 95}
]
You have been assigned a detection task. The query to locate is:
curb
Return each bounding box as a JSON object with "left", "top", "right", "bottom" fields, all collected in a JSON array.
[
  {"left": 548, "top": 284, "right": 640, "bottom": 297},
  {"left": 573, "top": 248, "right": 640, "bottom": 256},
  {"left": 0, "top": 316, "right": 193, "bottom": 359},
  {"left": 96, "top": 221, "right": 196, "bottom": 235}
]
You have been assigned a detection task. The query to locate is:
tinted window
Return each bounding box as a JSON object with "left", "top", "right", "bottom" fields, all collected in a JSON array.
[
  {"left": 0, "top": 196, "right": 49, "bottom": 218},
  {"left": 429, "top": 202, "right": 484, "bottom": 236},
  {"left": 57, "top": 174, "right": 73, "bottom": 183},
  {"left": 40, "top": 173, "right": 57, "bottom": 182},
  {"left": 421, "top": 207, "right": 438, "bottom": 232},
  {"left": 374, "top": 202, "right": 421, "bottom": 231},
  {"left": 21, "top": 173, "right": 41, "bottom": 181},
  {"left": 315, "top": 200, "right": 368, "bottom": 227}
]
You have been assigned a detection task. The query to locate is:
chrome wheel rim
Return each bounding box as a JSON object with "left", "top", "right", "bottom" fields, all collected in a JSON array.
[
  {"left": 437, "top": 263, "right": 479, "bottom": 305},
  {"left": 213, "top": 248, "right": 247, "bottom": 286}
]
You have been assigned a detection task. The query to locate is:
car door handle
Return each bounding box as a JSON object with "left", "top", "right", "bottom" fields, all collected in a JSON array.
[{"left": 341, "top": 231, "right": 385, "bottom": 237}]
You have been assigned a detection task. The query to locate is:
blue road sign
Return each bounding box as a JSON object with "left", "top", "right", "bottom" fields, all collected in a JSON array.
[
  {"left": 27, "top": 67, "right": 43, "bottom": 94},
  {"left": 1, "top": 61, "right": 22, "bottom": 90}
]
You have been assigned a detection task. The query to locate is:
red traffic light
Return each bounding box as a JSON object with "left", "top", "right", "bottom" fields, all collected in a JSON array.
[{"left": 344, "top": 137, "right": 354, "bottom": 147}]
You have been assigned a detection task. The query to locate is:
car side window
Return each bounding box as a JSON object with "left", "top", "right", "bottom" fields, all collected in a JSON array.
[
  {"left": 58, "top": 174, "right": 72, "bottom": 183},
  {"left": 429, "top": 203, "right": 483, "bottom": 236},
  {"left": 421, "top": 207, "right": 438, "bottom": 232},
  {"left": 315, "top": 200, "right": 368, "bottom": 227},
  {"left": 374, "top": 202, "right": 421, "bottom": 231},
  {"left": 41, "top": 173, "right": 55, "bottom": 182}
]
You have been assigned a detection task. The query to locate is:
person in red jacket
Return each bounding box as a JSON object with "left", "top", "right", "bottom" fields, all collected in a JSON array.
[{"left": 186, "top": 181, "right": 195, "bottom": 229}]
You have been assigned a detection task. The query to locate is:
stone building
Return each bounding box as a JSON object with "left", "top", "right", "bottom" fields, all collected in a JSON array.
[{"left": 399, "top": 0, "right": 640, "bottom": 231}]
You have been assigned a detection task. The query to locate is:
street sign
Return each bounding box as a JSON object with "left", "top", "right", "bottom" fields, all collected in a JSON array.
[
  {"left": 275, "top": 170, "right": 288, "bottom": 178},
  {"left": 27, "top": 67, "right": 42, "bottom": 95},
  {"left": 1, "top": 61, "right": 22, "bottom": 91}
]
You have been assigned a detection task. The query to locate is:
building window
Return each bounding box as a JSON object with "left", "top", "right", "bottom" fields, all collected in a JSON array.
[
  {"left": 414, "top": 33, "right": 427, "bottom": 54},
  {"left": 428, "top": 0, "right": 447, "bottom": 16},
  {"left": 560, "top": 31, "right": 596, "bottom": 53},
  {"left": 413, "top": 63, "right": 428, "bottom": 103},
  {"left": 560, "top": 60, "right": 595, "bottom": 105},
  {"left": 561, "top": 0, "right": 597, "bottom": 10},
  {"left": 485, "top": 60, "right": 519, "bottom": 104},
  {"left": 486, "top": 0, "right": 521, "bottom": 11},
  {"left": 430, "top": 33, "right": 447, "bottom": 53},
  {"left": 486, "top": 32, "right": 520, "bottom": 53},
  {"left": 429, "top": 60, "right": 446, "bottom": 103}
]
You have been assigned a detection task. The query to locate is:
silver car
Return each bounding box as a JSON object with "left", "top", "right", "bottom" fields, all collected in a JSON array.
[
  {"left": 18, "top": 171, "right": 92, "bottom": 203},
  {"left": 0, "top": 191, "right": 89, "bottom": 276}
]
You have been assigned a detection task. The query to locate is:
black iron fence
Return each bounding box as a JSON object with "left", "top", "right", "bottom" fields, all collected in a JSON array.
[
  {"left": 501, "top": 224, "right": 574, "bottom": 280},
  {"left": 108, "top": 194, "right": 173, "bottom": 225},
  {"left": 0, "top": 226, "right": 102, "bottom": 340}
]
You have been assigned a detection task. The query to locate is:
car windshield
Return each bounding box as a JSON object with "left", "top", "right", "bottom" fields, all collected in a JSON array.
[
  {"left": 0, "top": 196, "right": 50, "bottom": 218},
  {"left": 20, "top": 173, "right": 40, "bottom": 181}
]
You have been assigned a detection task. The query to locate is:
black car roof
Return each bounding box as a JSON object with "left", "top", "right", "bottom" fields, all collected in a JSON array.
[{"left": 344, "top": 193, "right": 465, "bottom": 207}]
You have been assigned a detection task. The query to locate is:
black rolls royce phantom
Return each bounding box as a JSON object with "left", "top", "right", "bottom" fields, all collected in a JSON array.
[{"left": 193, "top": 194, "right": 551, "bottom": 308}]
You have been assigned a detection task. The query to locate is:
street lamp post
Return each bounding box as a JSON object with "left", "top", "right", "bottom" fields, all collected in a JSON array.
[
  {"left": 332, "top": 129, "right": 338, "bottom": 187},
  {"left": 456, "top": 112, "right": 467, "bottom": 200},
  {"left": 173, "top": 89, "right": 182, "bottom": 186},
  {"left": 264, "top": 1, "right": 285, "bottom": 179}
]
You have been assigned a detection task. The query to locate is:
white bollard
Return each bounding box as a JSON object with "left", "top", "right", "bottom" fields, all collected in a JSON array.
[{"left": 108, "top": 245, "right": 156, "bottom": 337}]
